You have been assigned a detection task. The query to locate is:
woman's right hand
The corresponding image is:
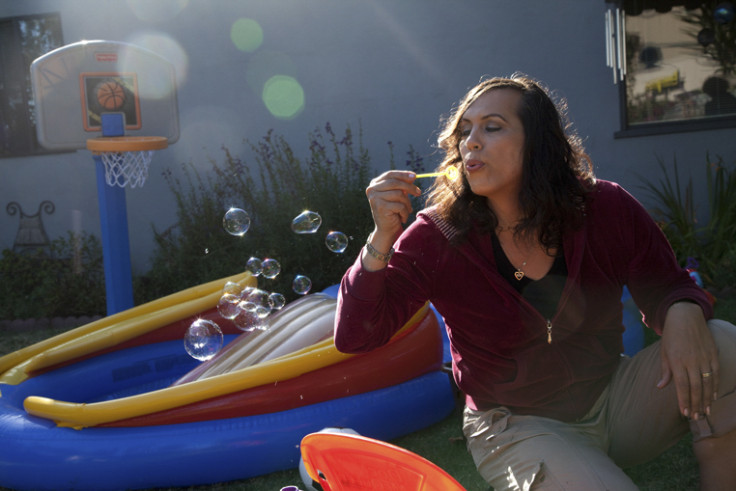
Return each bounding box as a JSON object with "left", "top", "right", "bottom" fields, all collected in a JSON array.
[{"left": 362, "top": 170, "right": 421, "bottom": 270}]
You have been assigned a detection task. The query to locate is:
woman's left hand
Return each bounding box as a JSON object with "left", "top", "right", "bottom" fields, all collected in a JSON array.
[{"left": 658, "top": 302, "right": 718, "bottom": 420}]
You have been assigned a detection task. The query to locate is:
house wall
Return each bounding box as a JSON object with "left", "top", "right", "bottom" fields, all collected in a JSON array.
[{"left": 2, "top": 0, "right": 734, "bottom": 273}]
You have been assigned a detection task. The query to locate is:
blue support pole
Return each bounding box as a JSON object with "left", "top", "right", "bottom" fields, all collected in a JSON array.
[{"left": 95, "top": 114, "right": 134, "bottom": 314}]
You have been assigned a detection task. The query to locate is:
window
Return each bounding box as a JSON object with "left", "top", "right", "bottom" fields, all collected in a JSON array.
[
  {"left": 606, "top": 1, "right": 736, "bottom": 136},
  {"left": 0, "top": 12, "right": 64, "bottom": 157}
]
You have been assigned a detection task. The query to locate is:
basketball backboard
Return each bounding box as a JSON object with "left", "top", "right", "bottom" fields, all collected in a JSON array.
[{"left": 31, "top": 40, "right": 179, "bottom": 151}]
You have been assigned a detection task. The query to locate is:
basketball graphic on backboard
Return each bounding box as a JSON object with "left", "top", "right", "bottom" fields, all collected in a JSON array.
[
  {"left": 82, "top": 74, "right": 141, "bottom": 130},
  {"left": 95, "top": 79, "right": 126, "bottom": 110}
]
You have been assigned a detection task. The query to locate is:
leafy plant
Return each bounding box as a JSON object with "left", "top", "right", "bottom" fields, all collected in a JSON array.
[
  {"left": 138, "top": 123, "right": 378, "bottom": 304},
  {"left": 0, "top": 232, "right": 105, "bottom": 319},
  {"left": 681, "top": 5, "right": 736, "bottom": 76},
  {"left": 640, "top": 154, "right": 736, "bottom": 290}
]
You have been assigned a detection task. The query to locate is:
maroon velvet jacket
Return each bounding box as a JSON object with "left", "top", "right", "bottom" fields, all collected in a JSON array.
[{"left": 334, "top": 180, "right": 713, "bottom": 421}]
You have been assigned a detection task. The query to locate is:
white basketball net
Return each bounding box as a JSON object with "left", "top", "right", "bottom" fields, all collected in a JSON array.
[{"left": 99, "top": 150, "right": 154, "bottom": 188}]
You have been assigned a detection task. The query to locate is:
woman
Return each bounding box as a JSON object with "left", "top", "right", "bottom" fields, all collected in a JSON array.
[{"left": 334, "top": 74, "right": 736, "bottom": 490}]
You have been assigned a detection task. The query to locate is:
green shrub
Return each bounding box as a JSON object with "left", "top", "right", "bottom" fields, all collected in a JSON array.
[
  {"left": 639, "top": 154, "right": 736, "bottom": 290},
  {"left": 137, "top": 123, "right": 380, "bottom": 304},
  {"left": 0, "top": 232, "right": 105, "bottom": 319}
]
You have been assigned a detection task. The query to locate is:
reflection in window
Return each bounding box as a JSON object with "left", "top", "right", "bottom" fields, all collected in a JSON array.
[
  {"left": 0, "top": 13, "right": 63, "bottom": 158},
  {"left": 623, "top": 4, "right": 736, "bottom": 127}
]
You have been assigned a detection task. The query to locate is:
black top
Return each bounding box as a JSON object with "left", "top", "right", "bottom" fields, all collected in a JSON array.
[{"left": 491, "top": 232, "right": 567, "bottom": 320}]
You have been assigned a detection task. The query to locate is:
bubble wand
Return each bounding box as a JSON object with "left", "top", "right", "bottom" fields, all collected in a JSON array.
[{"left": 414, "top": 166, "right": 460, "bottom": 182}]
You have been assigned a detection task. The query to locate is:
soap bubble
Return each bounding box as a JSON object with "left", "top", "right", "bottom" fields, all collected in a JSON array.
[
  {"left": 184, "top": 319, "right": 223, "bottom": 361},
  {"left": 222, "top": 281, "right": 242, "bottom": 296},
  {"left": 325, "top": 231, "right": 348, "bottom": 253},
  {"left": 268, "top": 292, "right": 286, "bottom": 310},
  {"left": 217, "top": 293, "right": 241, "bottom": 319},
  {"left": 239, "top": 285, "right": 254, "bottom": 300},
  {"left": 246, "top": 257, "right": 263, "bottom": 276},
  {"left": 241, "top": 288, "right": 272, "bottom": 318},
  {"left": 233, "top": 306, "right": 268, "bottom": 332},
  {"left": 223, "top": 207, "right": 251, "bottom": 236},
  {"left": 292, "top": 275, "right": 312, "bottom": 295},
  {"left": 261, "top": 258, "right": 282, "bottom": 279},
  {"left": 291, "top": 210, "right": 322, "bottom": 234},
  {"left": 240, "top": 289, "right": 265, "bottom": 311}
]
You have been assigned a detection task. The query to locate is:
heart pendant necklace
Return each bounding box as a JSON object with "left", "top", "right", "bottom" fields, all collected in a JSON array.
[
  {"left": 500, "top": 232, "right": 530, "bottom": 281},
  {"left": 497, "top": 228, "right": 531, "bottom": 281},
  {"left": 514, "top": 260, "right": 528, "bottom": 281}
]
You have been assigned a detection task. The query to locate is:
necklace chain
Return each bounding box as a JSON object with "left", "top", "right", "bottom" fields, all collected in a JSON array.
[
  {"left": 497, "top": 230, "right": 531, "bottom": 281},
  {"left": 496, "top": 222, "right": 517, "bottom": 233}
]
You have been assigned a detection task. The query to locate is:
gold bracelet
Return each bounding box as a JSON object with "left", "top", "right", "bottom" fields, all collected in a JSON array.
[{"left": 365, "top": 239, "right": 394, "bottom": 263}]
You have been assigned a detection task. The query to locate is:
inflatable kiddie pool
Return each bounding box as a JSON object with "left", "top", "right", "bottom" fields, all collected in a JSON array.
[{"left": 0, "top": 272, "right": 456, "bottom": 490}]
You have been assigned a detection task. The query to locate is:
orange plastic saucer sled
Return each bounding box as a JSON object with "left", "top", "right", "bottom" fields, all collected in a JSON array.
[{"left": 300, "top": 432, "right": 466, "bottom": 491}]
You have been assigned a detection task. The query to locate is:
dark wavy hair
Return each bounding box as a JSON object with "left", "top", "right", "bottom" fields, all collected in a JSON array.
[{"left": 425, "top": 73, "right": 596, "bottom": 251}]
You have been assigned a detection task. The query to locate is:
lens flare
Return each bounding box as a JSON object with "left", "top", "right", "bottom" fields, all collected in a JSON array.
[
  {"left": 231, "top": 18, "right": 264, "bottom": 52},
  {"left": 262, "top": 75, "right": 305, "bottom": 120},
  {"left": 123, "top": 33, "right": 188, "bottom": 97}
]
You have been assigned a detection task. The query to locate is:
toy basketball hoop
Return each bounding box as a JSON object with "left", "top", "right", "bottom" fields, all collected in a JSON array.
[
  {"left": 31, "top": 40, "right": 179, "bottom": 315},
  {"left": 87, "top": 136, "right": 168, "bottom": 188}
]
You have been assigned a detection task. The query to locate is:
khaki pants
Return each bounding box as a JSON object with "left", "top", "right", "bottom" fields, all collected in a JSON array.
[{"left": 463, "top": 319, "right": 736, "bottom": 491}]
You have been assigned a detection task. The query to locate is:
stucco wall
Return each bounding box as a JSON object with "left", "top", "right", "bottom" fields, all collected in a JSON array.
[{"left": 2, "top": 0, "right": 734, "bottom": 272}]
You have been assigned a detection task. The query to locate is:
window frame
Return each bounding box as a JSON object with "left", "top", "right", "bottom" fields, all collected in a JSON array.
[
  {"left": 0, "top": 11, "right": 65, "bottom": 158},
  {"left": 610, "top": 2, "right": 736, "bottom": 138}
]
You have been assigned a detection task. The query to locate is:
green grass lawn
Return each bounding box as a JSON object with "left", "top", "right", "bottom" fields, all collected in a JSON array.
[{"left": 1, "top": 297, "right": 733, "bottom": 490}]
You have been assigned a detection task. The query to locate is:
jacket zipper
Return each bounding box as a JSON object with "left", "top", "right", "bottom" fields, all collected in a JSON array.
[
  {"left": 473, "top": 240, "right": 569, "bottom": 346},
  {"left": 494, "top": 279, "right": 559, "bottom": 345}
]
